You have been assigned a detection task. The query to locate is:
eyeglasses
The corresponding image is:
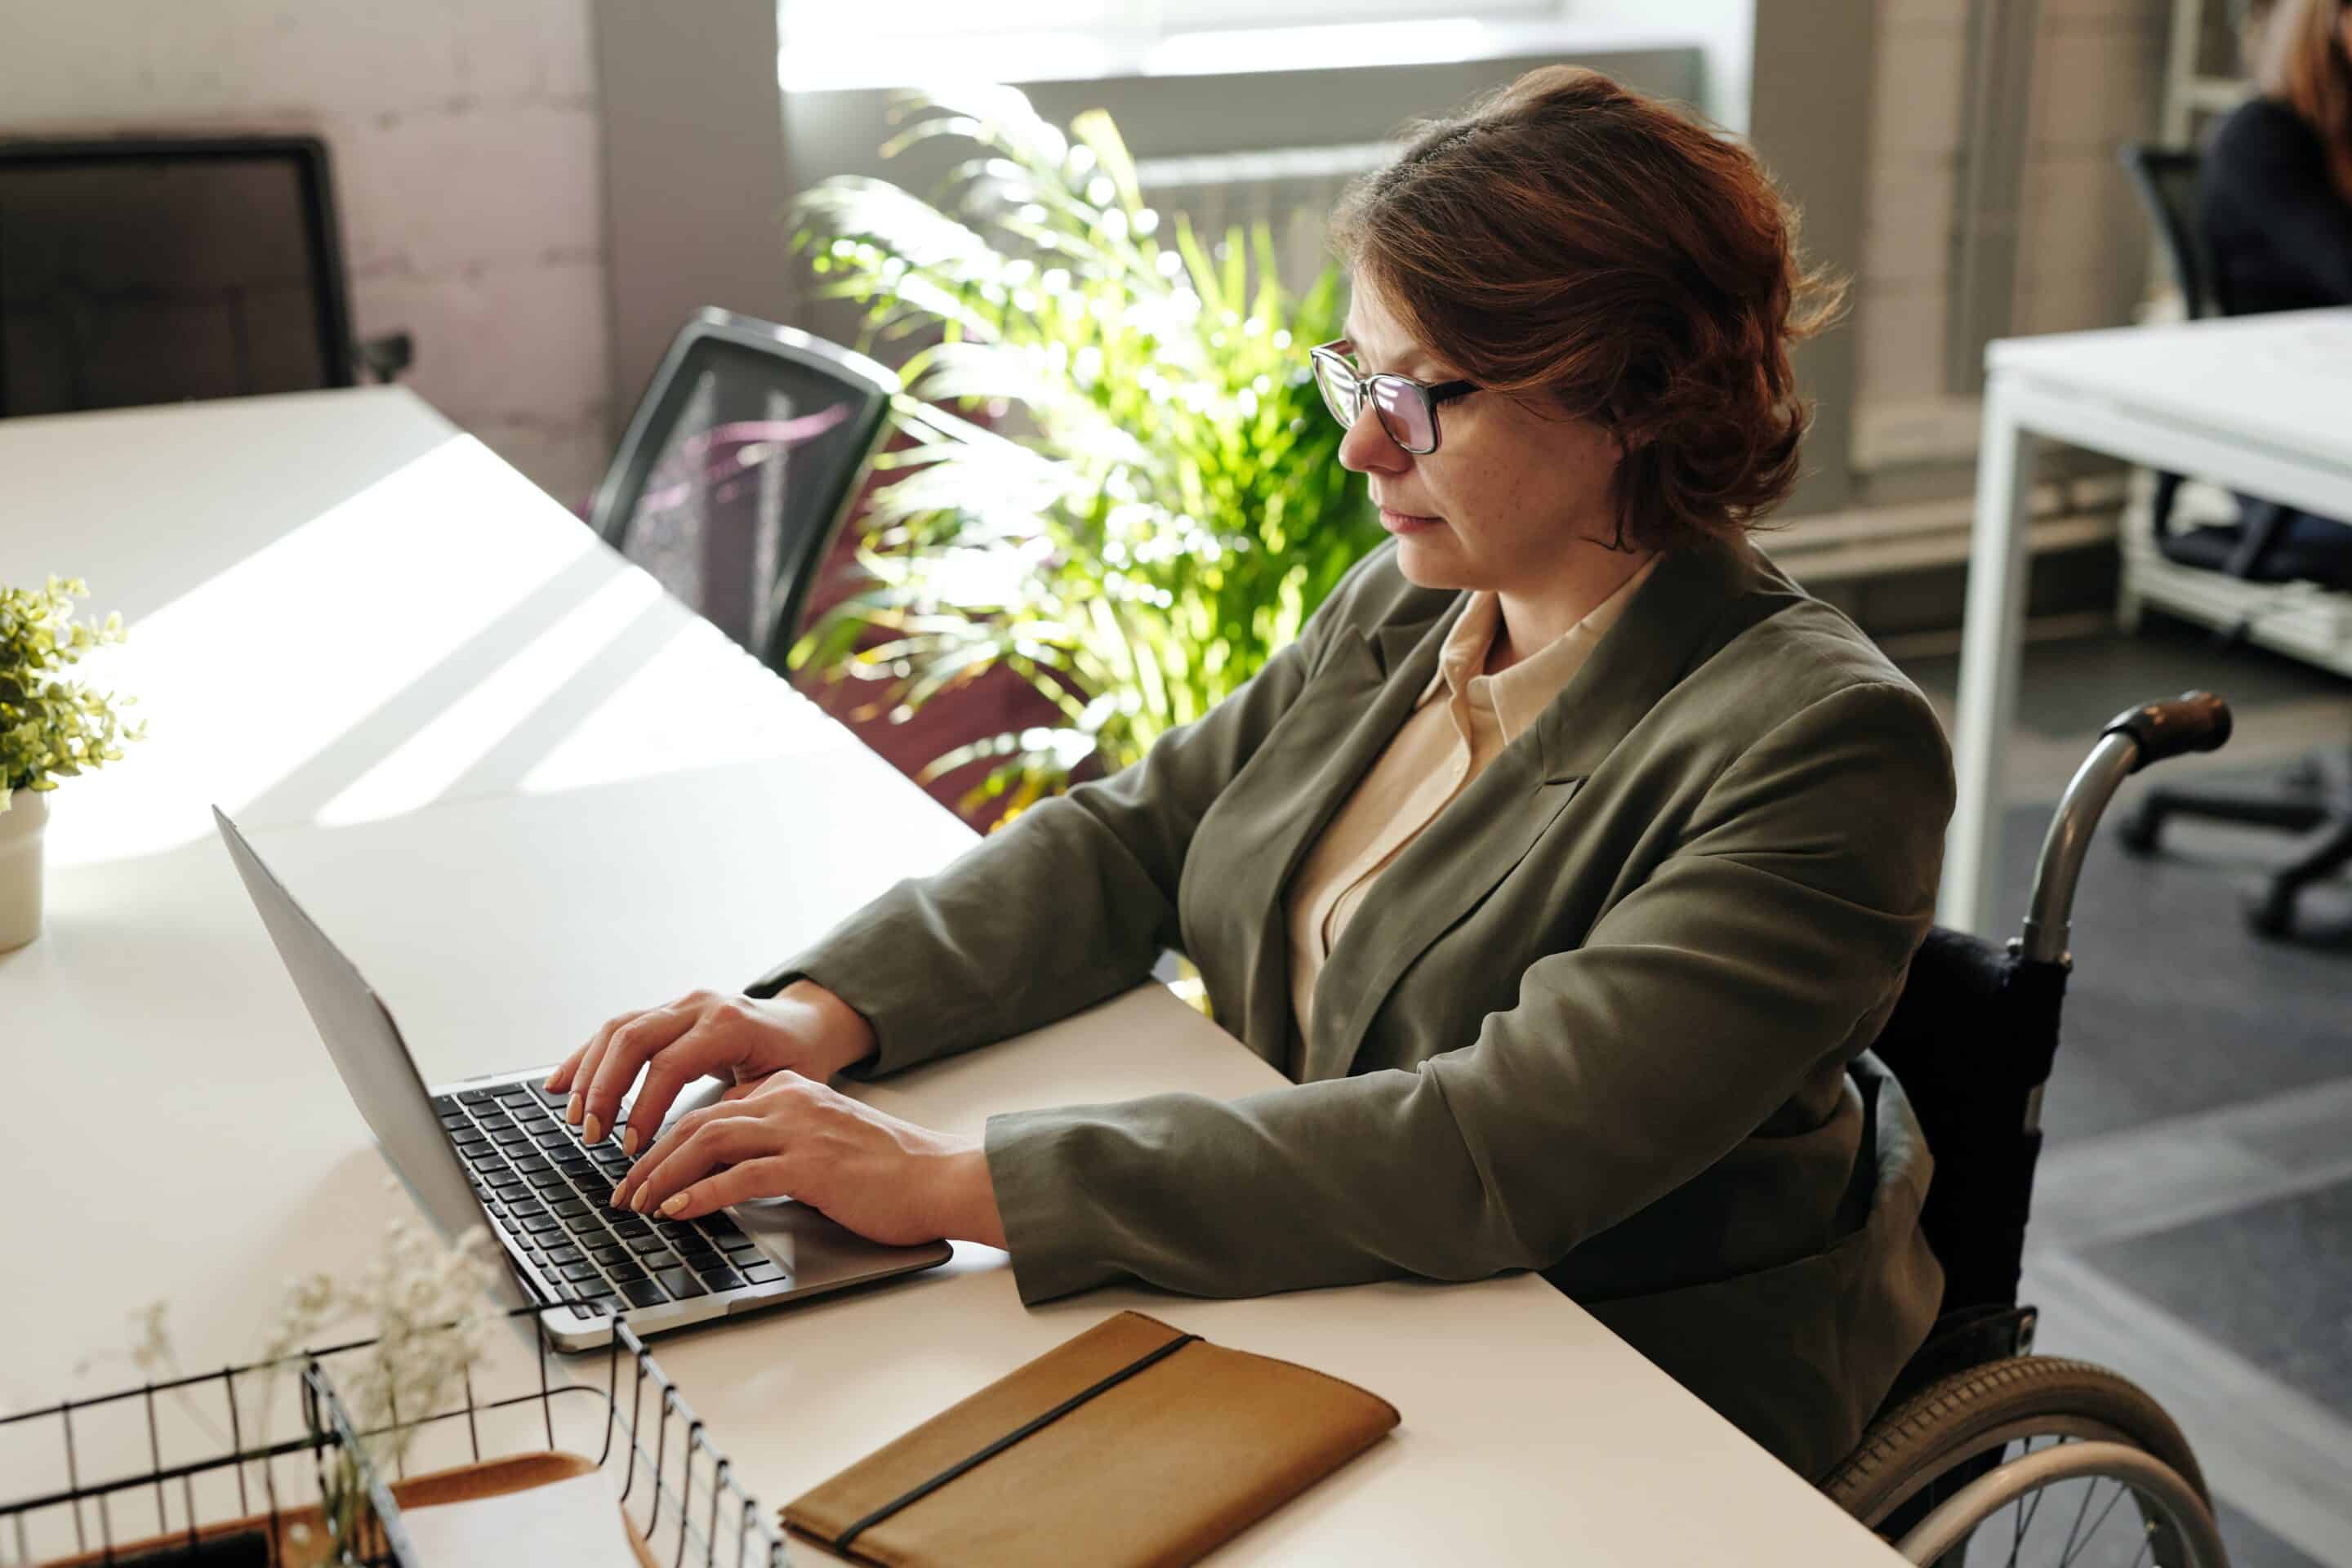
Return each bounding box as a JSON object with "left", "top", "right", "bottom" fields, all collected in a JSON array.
[{"left": 1308, "top": 340, "right": 1479, "bottom": 455}]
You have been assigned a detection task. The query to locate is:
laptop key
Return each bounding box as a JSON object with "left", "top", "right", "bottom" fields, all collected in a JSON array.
[
  {"left": 625, "top": 1235, "right": 667, "bottom": 1256},
  {"left": 559, "top": 1261, "right": 602, "bottom": 1283},
  {"left": 589, "top": 1241, "right": 630, "bottom": 1265},
  {"left": 700, "top": 1266, "right": 746, "bottom": 1292},
  {"left": 717, "top": 1233, "right": 760, "bottom": 1255},
  {"left": 544, "top": 1243, "right": 585, "bottom": 1267},
  {"left": 522, "top": 1214, "right": 565, "bottom": 1236},
  {"left": 655, "top": 1267, "right": 707, "bottom": 1299},
  {"left": 619, "top": 1278, "right": 666, "bottom": 1308},
  {"left": 512, "top": 1155, "right": 551, "bottom": 1174},
  {"left": 739, "top": 1260, "right": 786, "bottom": 1284},
  {"left": 550, "top": 1198, "right": 590, "bottom": 1220},
  {"left": 526, "top": 1170, "right": 568, "bottom": 1192},
  {"left": 456, "top": 1088, "right": 498, "bottom": 1105}
]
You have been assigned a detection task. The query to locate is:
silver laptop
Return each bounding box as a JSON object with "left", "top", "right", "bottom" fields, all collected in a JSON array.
[{"left": 213, "top": 807, "right": 951, "bottom": 1351}]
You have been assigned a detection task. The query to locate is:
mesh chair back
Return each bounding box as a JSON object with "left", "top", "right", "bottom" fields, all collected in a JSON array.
[
  {"left": 0, "top": 136, "right": 358, "bottom": 416},
  {"left": 2118, "top": 144, "right": 2225, "bottom": 318},
  {"left": 589, "top": 310, "right": 898, "bottom": 672},
  {"left": 1867, "top": 927, "right": 2069, "bottom": 1318}
]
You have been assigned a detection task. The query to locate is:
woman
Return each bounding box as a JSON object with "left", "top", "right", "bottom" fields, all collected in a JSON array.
[
  {"left": 548, "top": 67, "right": 1954, "bottom": 1480},
  {"left": 2199, "top": 0, "right": 2352, "bottom": 572},
  {"left": 2204, "top": 0, "right": 2352, "bottom": 318}
]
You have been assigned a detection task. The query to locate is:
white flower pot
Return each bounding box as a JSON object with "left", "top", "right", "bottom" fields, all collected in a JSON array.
[{"left": 0, "top": 791, "right": 49, "bottom": 953}]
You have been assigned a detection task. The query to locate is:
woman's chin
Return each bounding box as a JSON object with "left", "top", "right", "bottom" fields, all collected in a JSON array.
[{"left": 1391, "top": 531, "right": 1465, "bottom": 589}]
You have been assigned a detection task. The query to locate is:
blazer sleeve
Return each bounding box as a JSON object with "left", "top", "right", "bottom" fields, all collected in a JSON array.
[
  {"left": 982, "top": 679, "right": 1953, "bottom": 1303},
  {"left": 743, "top": 555, "right": 1374, "bottom": 1077}
]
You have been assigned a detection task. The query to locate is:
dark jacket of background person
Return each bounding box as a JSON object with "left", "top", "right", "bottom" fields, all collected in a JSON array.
[
  {"left": 2203, "top": 96, "right": 2352, "bottom": 315},
  {"left": 751, "top": 537, "right": 1956, "bottom": 1481}
]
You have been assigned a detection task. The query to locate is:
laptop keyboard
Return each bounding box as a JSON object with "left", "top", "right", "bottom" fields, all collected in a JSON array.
[{"left": 433, "top": 1081, "right": 783, "bottom": 1316}]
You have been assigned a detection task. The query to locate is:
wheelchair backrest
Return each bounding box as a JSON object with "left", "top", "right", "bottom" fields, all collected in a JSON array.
[{"left": 1867, "top": 927, "right": 2070, "bottom": 1317}]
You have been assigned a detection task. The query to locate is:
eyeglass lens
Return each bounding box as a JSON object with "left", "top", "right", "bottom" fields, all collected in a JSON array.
[{"left": 1315, "top": 356, "right": 1437, "bottom": 452}]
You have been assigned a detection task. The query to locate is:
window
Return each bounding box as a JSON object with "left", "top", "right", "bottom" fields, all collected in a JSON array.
[{"left": 778, "top": 0, "right": 1566, "bottom": 91}]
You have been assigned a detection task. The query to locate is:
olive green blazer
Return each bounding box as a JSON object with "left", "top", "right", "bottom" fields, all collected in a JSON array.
[{"left": 752, "top": 537, "right": 1953, "bottom": 1480}]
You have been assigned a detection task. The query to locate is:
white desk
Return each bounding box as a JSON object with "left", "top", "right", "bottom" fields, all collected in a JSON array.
[
  {"left": 0, "top": 390, "right": 1904, "bottom": 1564},
  {"left": 1941, "top": 308, "right": 2352, "bottom": 934}
]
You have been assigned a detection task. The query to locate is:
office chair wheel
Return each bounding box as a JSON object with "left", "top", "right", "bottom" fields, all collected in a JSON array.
[
  {"left": 2243, "top": 881, "right": 2296, "bottom": 939},
  {"left": 2118, "top": 801, "right": 2165, "bottom": 856},
  {"left": 1823, "top": 1356, "right": 2225, "bottom": 1566}
]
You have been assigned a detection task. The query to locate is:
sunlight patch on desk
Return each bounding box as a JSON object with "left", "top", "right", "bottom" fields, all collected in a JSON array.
[
  {"left": 42, "top": 435, "right": 599, "bottom": 867},
  {"left": 314, "top": 568, "right": 664, "bottom": 826},
  {"left": 511, "top": 614, "right": 863, "bottom": 796}
]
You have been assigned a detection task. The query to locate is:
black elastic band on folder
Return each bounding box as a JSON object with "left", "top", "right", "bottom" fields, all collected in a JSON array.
[{"left": 834, "top": 1332, "right": 1203, "bottom": 1552}]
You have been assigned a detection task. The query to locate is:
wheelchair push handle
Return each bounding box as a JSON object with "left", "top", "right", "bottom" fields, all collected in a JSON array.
[
  {"left": 2102, "top": 691, "right": 2232, "bottom": 772},
  {"left": 2020, "top": 690, "right": 2234, "bottom": 966}
]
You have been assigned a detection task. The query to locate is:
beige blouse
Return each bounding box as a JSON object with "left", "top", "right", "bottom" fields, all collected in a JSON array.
[{"left": 1284, "top": 554, "right": 1662, "bottom": 1044}]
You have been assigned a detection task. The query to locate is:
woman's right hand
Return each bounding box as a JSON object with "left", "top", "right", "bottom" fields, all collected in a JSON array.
[{"left": 542, "top": 981, "right": 877, "bottom": 1156}]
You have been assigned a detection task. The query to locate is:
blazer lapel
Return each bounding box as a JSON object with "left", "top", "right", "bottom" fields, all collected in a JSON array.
[
  {"left": 1225, "top": 608, "right": 1459, "bottom": 1058},
  {"left": 1295, "top": 541, "right": 1785, "bottom": 1084}
]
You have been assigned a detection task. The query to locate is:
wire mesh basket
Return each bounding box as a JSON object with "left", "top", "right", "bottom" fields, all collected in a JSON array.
[{"left": 0, "top": 1304, "right": 788, "bottom": 1567}]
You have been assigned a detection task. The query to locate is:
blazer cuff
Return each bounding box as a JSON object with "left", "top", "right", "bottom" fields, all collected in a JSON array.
[{"left": 983, "top": 1109, "right": 1120, "bottom": 1305}]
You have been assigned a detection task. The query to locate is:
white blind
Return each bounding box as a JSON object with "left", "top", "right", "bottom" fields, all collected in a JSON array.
[{"left": 778, "top": 2, "right": 1564, "bottom": 91}]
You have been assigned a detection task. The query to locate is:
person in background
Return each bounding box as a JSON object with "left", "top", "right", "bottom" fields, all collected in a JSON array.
[
  {"left": 2200, "top": 0, "right": 2352, "bottom": 559},
  {"left": 548, "top": 66, "right": 1956, "bottom": 1481},
  {"left": 2205, "top": 0, "right": 2352, "bottom": 314}
]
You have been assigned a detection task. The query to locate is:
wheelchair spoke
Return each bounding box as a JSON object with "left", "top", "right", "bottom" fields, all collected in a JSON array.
[
  {"left": 2009, "top": 1435, "right": 2065, "bottom": 1561},
  {"left": 2060, "top": 1479, "right": 2133, "bottom": 1568}
]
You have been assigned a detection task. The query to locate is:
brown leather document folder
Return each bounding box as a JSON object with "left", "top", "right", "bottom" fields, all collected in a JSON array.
[{"left": 782, "top": 1310, "right": 1401, "bottom": 1567}]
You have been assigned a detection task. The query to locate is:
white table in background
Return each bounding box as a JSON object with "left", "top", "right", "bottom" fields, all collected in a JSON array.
[
  {"left": 0, "top": 390, "right": 1906, "bottom": 1564},
  {"left": 1942, "top": 308, "right": 2352, "bottom": 935}
]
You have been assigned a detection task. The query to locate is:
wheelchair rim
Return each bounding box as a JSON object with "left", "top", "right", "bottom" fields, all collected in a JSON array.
[{"left": 1895, "top": 1437, "right": 2228, "bottom": 1568}]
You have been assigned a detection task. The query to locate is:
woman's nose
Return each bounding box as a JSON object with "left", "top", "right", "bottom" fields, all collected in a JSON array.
[{"left": 1337, "top": 403, "right": 1410, "bottom": 474}]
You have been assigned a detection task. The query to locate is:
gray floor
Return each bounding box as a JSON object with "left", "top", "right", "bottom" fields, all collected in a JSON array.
[{"left": 1896, "top": 614, "right": 2352, "bottom": 1568}]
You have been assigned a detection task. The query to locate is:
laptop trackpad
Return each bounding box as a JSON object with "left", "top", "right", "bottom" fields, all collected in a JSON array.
[{"left": 728, "top": 1195, "right": 933, "bottom": 1281}]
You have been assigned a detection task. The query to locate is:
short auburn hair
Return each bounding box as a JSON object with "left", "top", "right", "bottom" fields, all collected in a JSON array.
[{"left": 1327, "top": 66, "right": 1843, "bottom": 555}]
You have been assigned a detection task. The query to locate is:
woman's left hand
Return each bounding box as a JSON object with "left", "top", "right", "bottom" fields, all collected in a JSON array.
[{"left": 608, "top": 1073, "right": 1007, "bottom": 1250}]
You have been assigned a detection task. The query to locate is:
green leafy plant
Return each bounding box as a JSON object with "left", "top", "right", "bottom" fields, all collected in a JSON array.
[
  {"left": 1, "top": 576, "right": 142, "bottom": 813},
  {"left": 790, "top": 86, "right": 1379, "bottom": 826}
]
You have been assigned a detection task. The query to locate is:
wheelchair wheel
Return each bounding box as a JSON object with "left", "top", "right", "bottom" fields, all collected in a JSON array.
[{"left": 1821, "top": 1356, "right": 2228, "bottom": 1566}]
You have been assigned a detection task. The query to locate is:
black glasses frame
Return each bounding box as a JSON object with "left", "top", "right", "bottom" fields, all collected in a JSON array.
[{"left": 1308, "top": 339, "right": 1479, "bottom": 455}]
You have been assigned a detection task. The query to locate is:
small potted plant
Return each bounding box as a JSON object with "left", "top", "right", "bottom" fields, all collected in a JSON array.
[{"left": 1, "top": 576, "right": 141, "bottom": 951}]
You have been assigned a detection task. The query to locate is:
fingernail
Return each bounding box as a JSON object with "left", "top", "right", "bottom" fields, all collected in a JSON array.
[
  {"left": 565, "top": 1093, "right": 583, "bottom": 1125},
  {"left": 583, "top": 1113, "right": 604, "bottom": 1144},
  {"left": 608, "top": 1183, "right": 628, "bottom": 1209},
  {"left": 659, "top": 1193, "right": 690, "bottom": 1217},
  {"left": 621, "top": 1128, "right": 640, "bottom": 1157},
  {"left": 633, "top": 1187, "right": 655, "bottom": 1214}
]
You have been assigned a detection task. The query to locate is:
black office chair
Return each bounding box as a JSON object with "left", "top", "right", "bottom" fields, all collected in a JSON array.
[
  {"left": 1819, "top": 694, "right": 2235, "bottom": 1565},
  {"left": 588, "top": 309, "right": 899, "bottom": 675},
  {"left": 2115, "top": 143, "right": 2352, "bottom": 938},
  {"left": 0, "top": 136, "right": 410, "bottom": 417}
]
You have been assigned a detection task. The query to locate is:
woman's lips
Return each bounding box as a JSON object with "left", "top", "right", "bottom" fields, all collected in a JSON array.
[{"left": 1379, "top": 508, "right": 1444, "bottom": 534}]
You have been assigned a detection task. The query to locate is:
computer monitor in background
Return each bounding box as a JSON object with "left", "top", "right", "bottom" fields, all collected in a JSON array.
[{"left": 0, "top": 136, "right": 358, "bottom": 417}]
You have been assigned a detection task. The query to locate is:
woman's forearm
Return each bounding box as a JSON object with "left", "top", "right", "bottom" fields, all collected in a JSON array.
[{"left": 777, "top": 978, "right": 880, "bottom": 1080}]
